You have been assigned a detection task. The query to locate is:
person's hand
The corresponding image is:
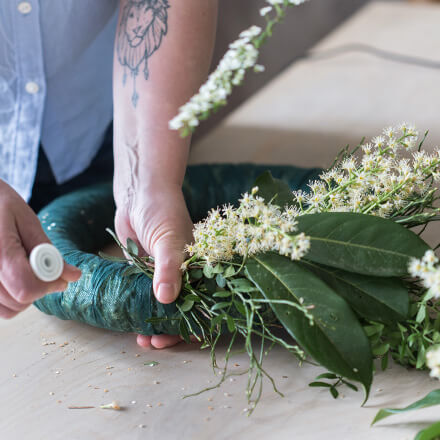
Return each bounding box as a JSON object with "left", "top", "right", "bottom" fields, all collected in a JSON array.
[
  {"left": 0, "top": 180, "right": 82, "bottom": 319},
  {"left": 114, "top": 184, "right": 193, "bottom": 349}
]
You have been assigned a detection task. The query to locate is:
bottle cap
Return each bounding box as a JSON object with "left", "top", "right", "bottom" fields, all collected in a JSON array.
[{"left": 30, "top": 243, "right": 64, "bottom": 282}]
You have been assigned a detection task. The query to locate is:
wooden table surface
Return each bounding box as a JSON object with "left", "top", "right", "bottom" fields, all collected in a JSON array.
[{"left": 3, "top": 2, "right": 440, "bottom": 439}]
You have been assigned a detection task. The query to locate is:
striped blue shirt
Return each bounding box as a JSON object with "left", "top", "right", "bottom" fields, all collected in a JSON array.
[{"left": 0, "top": 1, "right": 118, "bottom": 201}]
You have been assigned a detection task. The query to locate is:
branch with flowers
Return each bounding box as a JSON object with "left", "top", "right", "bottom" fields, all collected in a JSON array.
[{"left": 168, "top": 0, "right": 309, "bottom": 136}]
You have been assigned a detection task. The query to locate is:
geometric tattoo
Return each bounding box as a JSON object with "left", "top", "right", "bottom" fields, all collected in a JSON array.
[{"left": 117, "top": 0, "right": 170, "bottom": 107}]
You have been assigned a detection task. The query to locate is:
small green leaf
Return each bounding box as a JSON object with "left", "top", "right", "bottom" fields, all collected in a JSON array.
[
  {"left": 126, "top": 238, "right": 139, "bottom": 256},
  {"left": 315, "top": 373, "right": 338, "bottom": 380},
  {"left": 190, "top": 269, "right": 203, "bottom": 280},
  {"left": 216, "top": 274, "right": 226, "bottom": 288},
  {"left": 183, "top": 294, "right": 201, "bottom": 302},
  {"left": 253, "top": 171, "right": 294, "bottom": 207},
  {"left": 330, "top": 387, "right": 339, "bottom": 399},
  {"left": 203, "top": 264, "right": 215, "bottom": 279},
  {"left": 309, "top": 382, "right": 332, "bottom": 388},
  {"left": 144, "top": 361, "right": 159, "bottom": 367},
  {"left": 179, "top": 319, "right": 191, "bottom": 344},
  {"left": 233, "top": 300, "right": 247, "bottom": 317},
  {"left": 372, "top": 389, "right": 440, "bottom": 425},
  {"left": 224, "top": 265, "right": 236, "bottom": 278},
  {"left": 415, "top": 421, "right": 440, "bottom": 440},
  {"left": 211, "top": 302, "right": 231, "bottom": 311},
  {"left": 226, "top": 315, "right": 236, "bottom": 333},
  {"left": 372, "top": 344, "right": 390, "bottom": 357},
  {"left": 416, "top": 306, "right": 426, "bottom": 324},
  {"left": 210, "top": 314, "right": 224, "bottom": 330},
  {"left": 212, "top": 264, "right": 224, "bottom": 274},
  {"left": 230, "top": 278, "right": 258, "bottom": 293},
  {"left": 213, "top": 291, "right": 232, "bottom": 298},
  {"left": 341, "top": 380, "right": 359, "bottom": 392},
  {"left": 180, "top": 300, "right": 194, "bottom": 313}
]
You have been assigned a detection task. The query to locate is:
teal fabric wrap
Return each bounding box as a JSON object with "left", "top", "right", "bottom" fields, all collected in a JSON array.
[{"left": 34, "top": 164, "right": 321, "bottom": 335}]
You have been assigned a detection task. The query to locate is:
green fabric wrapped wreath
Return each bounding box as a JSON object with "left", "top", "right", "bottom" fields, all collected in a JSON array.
[{"left": 34, "top": 164, "right": 320, "bottom": 335}]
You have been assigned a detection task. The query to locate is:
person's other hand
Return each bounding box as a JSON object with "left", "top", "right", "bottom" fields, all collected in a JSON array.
[
  {"left": 114, "top": 184, "right": 193, "bottom": 349},
  {"left": 0, "top": 180, "right": 82, "bottom": 319}
]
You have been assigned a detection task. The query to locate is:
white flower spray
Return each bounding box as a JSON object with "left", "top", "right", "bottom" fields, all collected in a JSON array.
[
  {"left": 185, "top": 187, "right": 309, "bottom": 265},
  {"left": 294, "top": 124, "right": 440, "bottom": 220},
  {"left": 169, "top": 0, "right": 309, "bottom": 136}
]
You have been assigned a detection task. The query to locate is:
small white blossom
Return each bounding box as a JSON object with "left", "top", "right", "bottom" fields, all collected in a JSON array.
[
  {"left": 409, "top": 250, "right": 440, "bottom": 299},
  {"left": 187, "top": 193, "right": 310, "bottom": 263}
]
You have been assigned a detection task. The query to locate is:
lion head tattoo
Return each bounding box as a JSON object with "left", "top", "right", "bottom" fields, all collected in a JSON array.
[{"left": 117, "top": 0, "right": 170, "bottom": 106}]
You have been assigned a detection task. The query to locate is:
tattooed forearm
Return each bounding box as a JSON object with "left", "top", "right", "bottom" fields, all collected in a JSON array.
[{"left": 117, "top": 0, "right": 170, "bottom": 107}]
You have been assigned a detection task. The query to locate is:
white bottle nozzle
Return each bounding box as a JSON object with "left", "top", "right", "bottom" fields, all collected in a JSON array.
[{"left": 30, "top": 243, "right": 64, "bottom": 282}]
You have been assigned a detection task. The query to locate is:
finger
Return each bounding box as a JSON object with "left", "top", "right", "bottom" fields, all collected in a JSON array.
[
  {"left": 61, "top": 263, "right": 82, "bottom": 283},
  {"left": 136, "top": 334, "right": 152, "bottom": 348},
  {"left": 0, "top": 282, "right": 29, "bottom": 312},
  {"left": 152, "top": 237, "right": 185, "bottom": 304},
  {"left": 0, "top": 303, "right": 19, "bottom": 320},
  {"left": 114, "top": 212, "right": 145, "bottom": 257},
  {"left": 151, "top": 334, "right": 182, "bottom": 349}
]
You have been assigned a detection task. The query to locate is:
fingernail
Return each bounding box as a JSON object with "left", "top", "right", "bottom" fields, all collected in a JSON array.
[{"left": 157, "top": 283, "right": 177, "bottom": 303}]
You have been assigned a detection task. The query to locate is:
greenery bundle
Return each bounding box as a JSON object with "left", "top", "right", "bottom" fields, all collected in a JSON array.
[{"left": 105, "top": 125, "right": 440, "bottom": 422}]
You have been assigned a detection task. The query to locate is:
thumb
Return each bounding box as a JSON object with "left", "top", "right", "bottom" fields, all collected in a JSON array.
[{"left": 152, "top": 235, "right": 185, "bottom": 304}]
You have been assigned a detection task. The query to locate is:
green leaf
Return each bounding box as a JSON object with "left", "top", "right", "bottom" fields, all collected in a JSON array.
[
  {"left": 246, "top": 253, "right": 373, "bottom": 397},
  {"left": 213, "top": 291, "right": 232, "bottom": 298},
  {"left": 226, "top": 315, "right": 236, "bottom": 333},
  {"left": 372, "top": 343, "right": 390, "bottom": 357},
  {"left": 179, "top": 319, "right": 191, "bottom": 344},
  {"left": 372, "top": 389, "right": 440, "bottom": 425},
  {"left": 315, "top": 373, "right": 338, "bottom": 380},
  {"left": 216, "top": 274, "right": 226, "bottom": 288},
  {"left": 190, "top": 269, "right": 203, "bottom": 280},
  {"left": 224, "top": 265, "right": 236, "bottom": 278},
  {"left": 180, "top": 300, "right": 194, "bottom": 313},
  {"left": 415, "top": 421, "right": 440, "bottom": 440},
  {"left": 309, "top": 381, "right": 332, "bottom": 388},
  {"left": 296, "top": 212, "right": 430, "bottom": 277},
  {"left": 230, "top": 278, "right": 258, "bottom": 293},
  {"left": 210, "top": 314, "right": 224, "bottom": 330},
  {"left": 211, "top": 302, "right": 231, "bottom": 311},
  {"left": 301, "top": 261, "right": 409, "bottom": 324},
  {"left": 203, "top": 265, "right": 215, "bottom": 279},
  {"left": 126, "top": 238, "right": 139, "bottom": 256},
  {"left": 253, "top": 171, "right": 294, "bottom": 208},
  {"left": 330, "top": 387, "right": 339, "bottom": 399},
  {"left": 144, "top": 361, "right": 159, "bottom": 367},
  {"left": 212, "top": 264, "right": 224, "bottom": 274}
]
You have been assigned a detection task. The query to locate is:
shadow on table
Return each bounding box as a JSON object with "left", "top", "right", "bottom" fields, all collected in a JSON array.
[{"left": 190, "top": 125, "right": 381, "bottom": 170}]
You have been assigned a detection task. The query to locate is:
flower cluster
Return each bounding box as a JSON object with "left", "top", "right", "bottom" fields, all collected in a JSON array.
[
  {"left": 169, "top": 0, "right": 308, "bottom": 136},
  {"left": 409, "top": 250, "right": 440, "bottom": 299},
  {"left": 293, "top": 124, "right": 440, "bottom": 217},
  {"left": 169, "top": 25, "right": 262, "bottom": 133},
  {"left": 185, "top": 188, "right": 310, "bottom": 264},
  {"left": 426, "top": 346, "right": 440, "bottom": 379}
]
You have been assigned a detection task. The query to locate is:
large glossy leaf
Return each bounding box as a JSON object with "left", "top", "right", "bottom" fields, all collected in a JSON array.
[
  {"left": 253, "top": 171, "right": 294, "bottom": 208},
  {"left": 245, "top": 253, "right": 373, "bottom": 396},
  {"left": 296, "top": 212, "right": 430, "bottom": 277},
  {"left": 301, "top": 261, "right": 409, "bottom": 324},
  {"left": 372, "top": 389, "right": 440, "bottom": 425},
  {"left": 415, "top": 421, "right": 440, "bottom": 440}
]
